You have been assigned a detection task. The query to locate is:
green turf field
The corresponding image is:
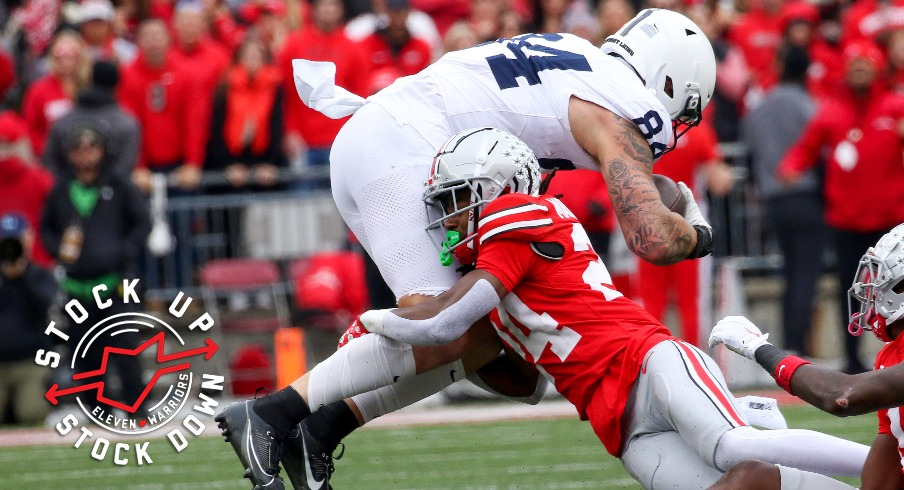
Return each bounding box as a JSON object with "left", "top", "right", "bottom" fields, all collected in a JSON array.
[{"left": 0, "top": 403, "right": 877, "bottom": 489}]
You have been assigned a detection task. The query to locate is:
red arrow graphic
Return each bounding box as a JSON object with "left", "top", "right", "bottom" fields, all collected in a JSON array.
[{"left": 46, "top": 332, "right": 218, "bottom": 413}]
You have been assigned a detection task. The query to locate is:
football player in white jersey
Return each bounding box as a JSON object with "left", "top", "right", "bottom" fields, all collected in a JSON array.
[{"left": 217, "top": 9, "right": 725, "bottom": 490}]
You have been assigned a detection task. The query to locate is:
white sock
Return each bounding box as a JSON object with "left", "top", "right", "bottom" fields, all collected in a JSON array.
[
  {"left": 352, "top": 360, "right": 466, "bottom": 423},
  {"left": 714, "top": 426, "right": 868, "bottom": 477},
  {"left": 306, "top": 334, "right": 416, "bottom": 408}
]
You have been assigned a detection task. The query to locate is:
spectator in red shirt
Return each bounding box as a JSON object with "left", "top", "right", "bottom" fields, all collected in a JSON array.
[
  {"left": 171, "top": 1, "right": 230, "bottom": 106},
  {"left": 278, "top": 0, "right": 369, "bottom": 189},
  {"left": 120, "top": 19, "right": 206, "bottom": 193},
  {"left": 0, "top": 111, "right": 54, "bottom": 269},
  {"left": 842, "top": 0, "right": 904, "bottom": 45},
  {"left": 21, "top": 30, "right": 89, "bottom": 157},
  {"left": 635, "top": 122, "right": 734, "bottom": 347},
  {"left": 207, "top": 38, "right": 286, "bottom": 191},
  {"left": 780, "top": 1, "right": 843, "bottom": 103},
  {"left": 727, "top": 0, "right": 784, "bottom": 106},
  {"left": 346, "top": 0, "right": 442, "bottom": 60},
  {"left": 239, "top": 0, "right": 290, "bottom": 58},
  {"left": 778, "top": 40, "right": 904, "bottom": 373},
  {"left": 358, "top": 0, "right": 432, "bottom": 76},
  {"left": 410, "top": 0, "right": 469, "bottom": 37}
]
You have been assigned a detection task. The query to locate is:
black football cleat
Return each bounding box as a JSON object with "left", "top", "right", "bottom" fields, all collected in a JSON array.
[
  {"left": 281, "top": 421, "right": 343, "bottom": 490},
  {"left": 216, "top": 400, "right": 285, "bottom": 489}
]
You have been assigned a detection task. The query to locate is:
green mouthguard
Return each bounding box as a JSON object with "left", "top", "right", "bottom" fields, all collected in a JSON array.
[{"left": 439, "top": 230, "right": 461, "bottom": 266}]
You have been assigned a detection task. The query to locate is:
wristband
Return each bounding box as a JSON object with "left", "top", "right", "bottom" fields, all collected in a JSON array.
[
  {"left": 686, "top": 225, "right": 713, "bottom": 260},
  {"left": 772, "top": 355, "right": 811, "bottom": 395}
]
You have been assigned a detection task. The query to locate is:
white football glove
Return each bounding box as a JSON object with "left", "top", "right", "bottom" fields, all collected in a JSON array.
[
  {"left": 708, "top": 316, "right": 771, "bottom": 360},
  {"left": 677, "top": 181, "right": 711, "bottom": 229}
]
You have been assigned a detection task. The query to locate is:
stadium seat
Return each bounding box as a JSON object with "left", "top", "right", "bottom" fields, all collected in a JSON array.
[{"left": 199, "top": 258, "right": 291, "bottom": 395}]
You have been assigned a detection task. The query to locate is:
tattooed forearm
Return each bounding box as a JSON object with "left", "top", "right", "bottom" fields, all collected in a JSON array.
[
  {"left": 605, "top": 158, "right": 694, "bottom": 265},
  {"left": 613, "top": 114, "right": 654, "bottom": 170}
]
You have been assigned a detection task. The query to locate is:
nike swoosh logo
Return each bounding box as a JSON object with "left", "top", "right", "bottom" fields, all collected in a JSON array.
[
  {"left": 449, "top": 369, "right": 457, "bottom": 382},
  {"left": 244, "top": 405, "right": 275, "bottom": 486},
  {"left": 302, "top": 432, "right": 325, "bottom": 489},
  {"left": 777, "top": 365, "right": 786, "bottom": 378},
  {"left": 393, "top": 376, "right": 400, "bottom": 382}
]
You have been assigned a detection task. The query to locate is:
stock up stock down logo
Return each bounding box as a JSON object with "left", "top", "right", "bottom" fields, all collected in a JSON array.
[{"left": 34, "top": 279, "right": 224, "bottom": 466}]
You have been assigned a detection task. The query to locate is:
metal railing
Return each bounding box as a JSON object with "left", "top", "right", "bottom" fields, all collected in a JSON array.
[{"left": 142, "top": 144, "right": 778, "bottom": 301}]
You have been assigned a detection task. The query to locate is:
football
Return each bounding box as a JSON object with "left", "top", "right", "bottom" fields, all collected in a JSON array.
[{"left": 654, "top": 174, "right": 686, "bottom": 216}]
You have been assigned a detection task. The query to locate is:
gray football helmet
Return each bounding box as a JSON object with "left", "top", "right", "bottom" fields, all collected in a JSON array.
[
  {"left": 848, "top": 223, "right": 904, "bottom": 342},
  {"left": 424, "top": 127, "right": 542, "bottom": 265}
]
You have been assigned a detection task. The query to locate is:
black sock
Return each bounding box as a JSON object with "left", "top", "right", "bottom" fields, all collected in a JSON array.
[
  {"left": 304, "top": 401, "right": 360, "bottom": 451},
  {"left": 252, "top": 387, "right": 311, "bottom": 439}
]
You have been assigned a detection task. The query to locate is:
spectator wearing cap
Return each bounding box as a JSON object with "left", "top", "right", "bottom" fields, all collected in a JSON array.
[
  {"left": 21, "top": 30, "right": 90, "bottom": 157},
  {"left": 0, "top": 112, "right": 54, "bottom": 269},
  {"left": 278, "top": 0, "right": 369, "bottom": 189},
  {"left": 778, "top": 39, "right": 904, "bottom": 373},
  {"left": 41, "top": 123, "right": 150, "bottom": 416},
  {"left": 357, "top": 0, "right": 432, "bottom": 76},
  {"left": 119, "top": 19, "right": 206, "bottom": 192},
  {"left": 742, "top": 43, "right": 825, "bottom": 357},
  {"left": 240, "top": 0, "right": 291, "bottom": 58},
  {"left": 44, "top": 60, "right": 140, "bottom": 181},
  {"left": 346, "top": 0, "right": 442, "bottom": 60},
  {"left": 0, "top": 212, "right": 57, "bottom": 425},
  {"left": 77, "top": 0, "right": 137, "bottom": 64}
]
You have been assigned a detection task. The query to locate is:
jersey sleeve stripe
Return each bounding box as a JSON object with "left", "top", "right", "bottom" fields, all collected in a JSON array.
[
  {"left": 479, "top": 218, "right": 554, "bottom": 244},
  {"left": 478, "top": 203, "right": 549, "bottom": 228}
]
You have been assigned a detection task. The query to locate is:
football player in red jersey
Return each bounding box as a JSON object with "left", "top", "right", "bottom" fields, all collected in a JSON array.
[
  {"left": 710, "top": 223, "right": 904, "bottom": 490},
  {"left": 219, "top": 128, "right": 868, "bottom": 489}
]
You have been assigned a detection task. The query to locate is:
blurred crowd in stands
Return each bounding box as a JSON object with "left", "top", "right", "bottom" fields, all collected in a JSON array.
[{"left": 2, "top": 0, "right": 904, "bottom": 424}]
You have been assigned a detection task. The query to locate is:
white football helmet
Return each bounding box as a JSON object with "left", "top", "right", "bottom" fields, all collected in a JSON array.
[
  {"left": 424, "top": 127, "right": 542, "bottom": 266},
  {"left": 602, "top": 8, "right": 717, "bottom": 144},
  {"left": 848, "top": 223, "right": 904, "bottom": 342}
]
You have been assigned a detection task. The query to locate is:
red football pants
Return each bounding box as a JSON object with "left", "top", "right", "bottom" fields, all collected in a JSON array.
[{"left": 636, "top": 259, "right": 700, "bottom": 346}]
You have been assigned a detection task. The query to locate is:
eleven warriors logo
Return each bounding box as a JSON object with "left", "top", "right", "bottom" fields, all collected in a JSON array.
[{"left": 35, "top": 279, "right": 224, "bottom": 465}]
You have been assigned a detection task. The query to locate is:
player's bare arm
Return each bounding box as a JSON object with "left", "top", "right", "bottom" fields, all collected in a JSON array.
[
  {"left": 787, "top": 361, "right": 904, "bottom": 417},
  {"left": 711, "top": 316, "right": 904, "bottom": 416},
  {"left": 567, "top": 96, "right": 696, "bottom": 265}
]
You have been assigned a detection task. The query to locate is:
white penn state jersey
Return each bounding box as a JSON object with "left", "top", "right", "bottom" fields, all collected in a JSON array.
[{"left": 368, "top": 33, "right": 673, "bottom": 168}]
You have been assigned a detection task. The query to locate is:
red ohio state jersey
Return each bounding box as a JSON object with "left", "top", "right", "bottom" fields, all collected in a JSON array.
[
  {"left": 874, "top": 336, "right": 904, "bottom": 474},
  {"left": 476, "top": 193, "right": 674, "bottom": 456}
]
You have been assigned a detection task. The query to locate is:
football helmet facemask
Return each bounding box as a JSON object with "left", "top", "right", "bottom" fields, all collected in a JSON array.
[
  {"left": 424, "top": 128, "right": 542, "bottom": 266},
  {"left": 848, "top": 223, "right": 904, "bottom": 342},
  {"left": 601, "top": 8, "right": 717, "bottom": 150}
]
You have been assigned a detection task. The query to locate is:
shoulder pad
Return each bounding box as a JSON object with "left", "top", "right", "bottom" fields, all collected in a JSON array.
[{"left": 477, "top": 194, "right": 555, "bottom": 245}]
